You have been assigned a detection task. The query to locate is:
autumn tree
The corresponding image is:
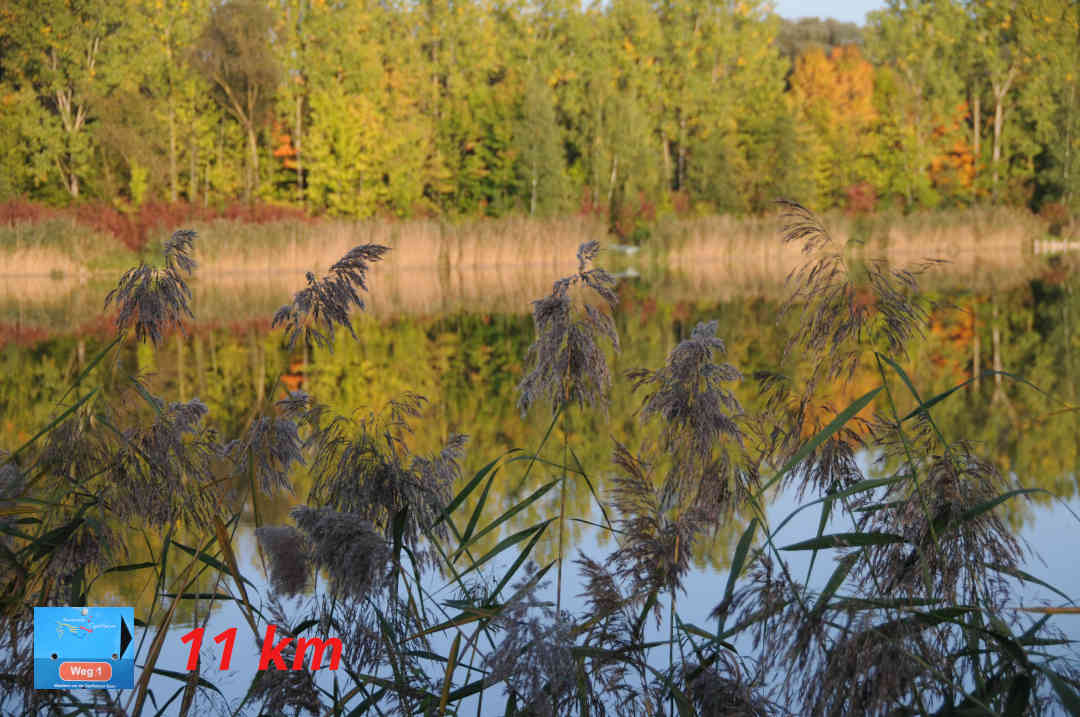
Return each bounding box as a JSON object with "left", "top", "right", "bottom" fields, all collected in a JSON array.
[
  {"left": 866, "top": 0, "right": 968, "bottom": 208},
  {"left": 966, "top": 0, "right": 1030, "bottom": 201},
  {"left": 516, "top": 62, "right": 570, "bottom": 215},
  {"left": 789, "top": 44, "right": 878, "bottom": 209},
  {"left": 191, "top": 0, "right": 280, "bottom": 202},
  {"left": 1017, "top": 0, "right": 1080, "bottom": 212},
  {"left": 678, "top": 0, "right": 793, "bottom": 213},
  {"left": 2, "top": 0, "right": 128, "bottom": 198}
]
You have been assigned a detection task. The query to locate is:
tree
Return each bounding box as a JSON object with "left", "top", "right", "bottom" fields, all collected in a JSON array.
[
  {"left": 0, "top": 86, "right": 56, "bottom": 199},
  {"left": 129, "top": 0, "right": 209, "bottom": 203},
  {"left": 677, "top": 0, "right": 793, "bottom": 213},
  {"left": 789, "top": 44, "right": 878, "bottom": 209},
  {"left": 513, "top": 38, "right": 571, "bottom": 215},
  {"left": 2, "top": 0, "right": 127, "bottom": 198},
  {"left": 966, "top": 0, "right": 1029, "bottom": 201},
  {"left": 1017, "top": 0, "right": 1080, "bottom": 211},
  {"left": 273, "top": 0, "right": 313, "bottom": 205},
  {"left": 866, "top": 0, "right": 967, "bottom": 208},
  {"left": 191, "top": 0, "right": 280, "bottom": 202}
]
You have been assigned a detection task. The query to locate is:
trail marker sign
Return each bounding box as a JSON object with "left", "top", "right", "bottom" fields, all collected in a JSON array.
[{"left": 34, "top": 607, "right": 135, "bottom": 690}]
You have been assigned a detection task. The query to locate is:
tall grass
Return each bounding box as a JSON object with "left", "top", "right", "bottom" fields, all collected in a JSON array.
[
  {"left": 0, "top": 218, "right": 125, "bottom": 278},
  {"left": 1, "top": 201, "right": 1078, "bottom": 716},
  {"left": 662, "top": 205, "right": 1043, "bottom": 275},
  {"left": 1, "top": 203, "right": 1053, "bottom": 278}
]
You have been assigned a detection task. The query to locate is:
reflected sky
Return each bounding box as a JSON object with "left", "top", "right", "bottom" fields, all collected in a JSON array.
[{"left": 3, "top": 254, "right": 1078, "bottom": 714}]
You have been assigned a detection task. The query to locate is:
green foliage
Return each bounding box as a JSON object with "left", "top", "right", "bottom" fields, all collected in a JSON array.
[{"left": 0, "top": 0, "right": 1079, "bottom": 219}]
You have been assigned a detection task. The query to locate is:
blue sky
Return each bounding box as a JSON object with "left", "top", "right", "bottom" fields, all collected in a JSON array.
[{"left": 772, "top": 0, "right": 885, "bottom": 24}]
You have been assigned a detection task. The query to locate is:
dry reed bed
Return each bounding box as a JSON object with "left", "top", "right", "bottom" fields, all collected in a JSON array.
[
  {"left": 1, "top": 206, "right": 1052, "bottom": 278},
  {"left": 186, "top": 215, "right": 599, "bottom": 275},
  {"left": 0, "top": 216, "right": 116, "bottom": 277},
  {"left": 0, "top": 248, "right": 90, "bottom": 278}
]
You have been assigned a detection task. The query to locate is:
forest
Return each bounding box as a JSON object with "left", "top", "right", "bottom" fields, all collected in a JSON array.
[{"left": 1, "top": 0, "right": 1078, "bottom": 225}]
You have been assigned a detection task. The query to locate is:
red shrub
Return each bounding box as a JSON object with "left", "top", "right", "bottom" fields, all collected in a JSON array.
[
  {"left": 3, "top": 198, "right": 317, "bottom": 251},
  {"left": 0, "top": 199, "right": 62, "bottom": 226},
  {"left": 669, "top": 191, "right": 691, "bottom": 216},
  {"left": 844, "top": 182, "right": 877, "bottom": 215}
]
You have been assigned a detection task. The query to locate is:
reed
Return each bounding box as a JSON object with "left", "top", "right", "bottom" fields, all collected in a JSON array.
[
  {"left": 1, "top": 203, "right": 1077, "bottom": 717},
  {"left": 0, "top": 217, "right": 126, "bottom": 277},
  {"left": 0, "top": 203, "right": 1051, "bottom": 278}
]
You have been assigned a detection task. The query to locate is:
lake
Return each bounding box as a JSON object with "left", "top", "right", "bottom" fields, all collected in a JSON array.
[{"left": 2, "top": 243, "right": 1078, "bottom": 715}]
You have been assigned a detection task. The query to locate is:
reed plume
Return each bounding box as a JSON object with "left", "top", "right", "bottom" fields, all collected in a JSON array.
[
  {"left": 303, "top": 393, "right": 467, "bottom": 552},
  {"left": 485, "top": 565, "right": 578, "bottom": 716},
  {"left": 254, "top": 525, "right": 311, "bottom": 596},
  {"left": 777, "top": 200, "right": 937, "bottom": 375},
  {"left": 273, "top": 244, "right": 389, "bottom": 350},
  {"left": 517, "top": 241, "right": 620, "bottom": 414},
  {"left": 105, "top": 229, "right": 197, "bottom": 345},
  {"left": 629, "top": 319, "right": 758, "bottom": 518},
  {"left": 766, "top": 199, "right": 938, "bottom": 497},
  {"left": 609, "top": 441, "right": 706, "bottom": 601},
  {"left": 677, "top": 652, "right": 775, "bottom": 717},
  {"left": 226, "top": 412, "right": 304, "bottom": 496},
  {"left": 101, "top": 394, "right": 220, "bottom": 528},
  {"left": 246, "top": 599, "right": 322, "bottom": 716},
  {"left": 857, "top": 446, "right": 1023, "bottom": 606},
  {"left": 289, "top": 506, "right": 392, "bottom": 600}
]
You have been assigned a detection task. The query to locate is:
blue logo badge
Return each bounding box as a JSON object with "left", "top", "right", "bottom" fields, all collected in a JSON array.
[{"left": 34, "top": 607, "right": 135, "bottom": 690}]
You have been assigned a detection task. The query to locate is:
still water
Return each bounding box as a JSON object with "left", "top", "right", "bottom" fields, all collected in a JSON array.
[{"left": 2, "top": 252, "right": 1077, "bottom": 714}]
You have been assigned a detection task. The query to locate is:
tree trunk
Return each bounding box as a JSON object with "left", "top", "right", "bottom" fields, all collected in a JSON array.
[
  {"left": 188, "top": 134, "right": 198, "bottom": 202},
  {"left": 991, "top": 95, "right": 1004, "bottom": 199},
  {"left": 972, "top": 90, "right": 980, "bottom": 183},
  {"left": 673, "top": 113, "right": 682, "bottom": 190},
  {"left": 530, "top": 167, "right": 538, "bottom": 216},
  {"left": 52, "top": 46, "right": 90, "bottom": 199},
  {"left": 246, "top": 123, "right": 259, "bottom": 203},
  {"left": 992, "top": 299, "right": 1003, "bottom": 389},
  {"left": 990, "top": 65, "right": 1017, "bottom": 201},
  {"left": 216, "top": 120, "right": 225, "bottom": 204},
  {"left": 972, "top": 305, "right": 980, "bottom": 390},
  {"left": 1066, "top": 81, "right": 1076, "bottom": 207},
  {"left": 169, "top": 102, "right": 179, "bottom": 202},
  {"left": 295, "top": 94, "right": 304, "bottom": 204},
  {"left": 607, "top": 156, "right": 618, "bottom": 212},
  {"left": 662, "top": 137, "right": 672, "bottom": 189}
]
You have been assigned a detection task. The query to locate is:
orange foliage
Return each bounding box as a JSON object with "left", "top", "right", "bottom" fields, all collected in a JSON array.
[
  {"left": 924, "top": 305, "right": 976, "bottom": 383},
  {"left": 929, "top": 102, "right": 975, "bottom": 193},
  {"left": 272, "top": 123, "right": 299, "bottom": 171},
  {"left": 790, "top": 45, "right": 879, "bottom": 207},
  {"left": 790, "top": 45, "right": 877, "bottom": 128},
  {"left": 280, "top": 358, "right": 305, "bottom": 392}
]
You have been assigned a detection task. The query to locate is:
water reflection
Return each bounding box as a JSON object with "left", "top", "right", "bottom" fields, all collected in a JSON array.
[{"left": 3, "top": 256, "right": 1077, "bottom": 619}]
